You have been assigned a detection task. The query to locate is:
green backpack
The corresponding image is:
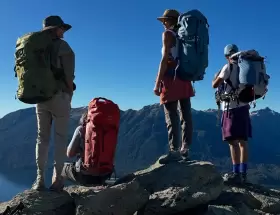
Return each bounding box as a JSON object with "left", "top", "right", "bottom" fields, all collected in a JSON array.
[{"left": 14, "top": 30, "right": 62, "bottom": 104}]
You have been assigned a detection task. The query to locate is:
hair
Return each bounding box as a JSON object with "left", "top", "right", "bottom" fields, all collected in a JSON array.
[
  {"left": 79, "top": 112, "right": 88, "bottom": 126},
  {"left": 173, "top": 23, "right": 180, "bottom": 32},
  {"left": 166, "top": 17, "right": 180, "bottom": 32},
  {"left": 45, "top": 28, "right": 59, "bottom": 39}
]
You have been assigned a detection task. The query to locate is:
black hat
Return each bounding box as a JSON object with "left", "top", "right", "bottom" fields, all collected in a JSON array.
[{"left": 42, "top": 15, "right": 72, "bottom": 31}]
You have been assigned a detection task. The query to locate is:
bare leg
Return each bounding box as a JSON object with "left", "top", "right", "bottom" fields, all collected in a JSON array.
[
  {"left": 229, "top": 140, "right": 240, "bottom": 165},
  {"left": 223, "top": 140, "right": 242, "bottom": 184},
  {"left": 239, "top": 140, "right": 248, "bottom": 163},
  {"left": 239, "top": 140, "right": 248, "bottom": 182}
]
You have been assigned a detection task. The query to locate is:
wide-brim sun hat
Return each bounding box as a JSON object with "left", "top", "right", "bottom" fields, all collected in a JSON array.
[
  {"left": 42, "top": 15, "right": 72, "bottom": 31},
  {"left": 157, "top": 9, "right": 180, "bottom": 22}
]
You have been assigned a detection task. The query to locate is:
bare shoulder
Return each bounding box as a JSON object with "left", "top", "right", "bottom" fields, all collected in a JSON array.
[
  {"left": 162, "top": 30, "right": 174, "bottom": 39},
  {"left": 162, "top": 31, "right": 175, "bottom": 48}
]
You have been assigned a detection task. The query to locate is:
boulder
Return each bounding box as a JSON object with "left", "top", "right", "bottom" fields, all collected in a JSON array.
[
  {"left": 0, "top": 180, "right": 149, "bottom": 215},
  {"left": 0, "top": 189, "right": 75, "bottom": 215},
  {"left": 1, "top": 159, "right": 280, "bottom": 215},
  {"left": 72, "top": 179, "right": 150, "bottom": 215},
  {"left": 206, "top": 204, "right": 259, "bottom": 215},
  {"left": 211, "top": 183, "right": 280, "bottom": 214},
  {"left": 133, "top": 157, "right": 224, "bottom": 214}
]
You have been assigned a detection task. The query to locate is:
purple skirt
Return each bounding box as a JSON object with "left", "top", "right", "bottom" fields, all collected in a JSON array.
[{"left": 221, "top": 105, "right": 252, "bottom": 141}]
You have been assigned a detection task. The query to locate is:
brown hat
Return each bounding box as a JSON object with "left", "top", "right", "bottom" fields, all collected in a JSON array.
[
  {"left": 157, "top": 9, "right": 180, "bottom": 22},
  {"left": 42, "top": 15, "right": 72, "bottom": 31}
]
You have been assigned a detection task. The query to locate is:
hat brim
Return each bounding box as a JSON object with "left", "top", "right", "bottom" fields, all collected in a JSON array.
[
  {"left": 157, "top": 17, "right": 169, "bottom": 22},
  {"left": 157, "top": 16, "right": 178, "bottom": 23},
  {"left": 62, "top": 23, "right": 72, "bottom": 31},
  {"left": 42, "top": 23, "right": 72, "bottom": 31}
]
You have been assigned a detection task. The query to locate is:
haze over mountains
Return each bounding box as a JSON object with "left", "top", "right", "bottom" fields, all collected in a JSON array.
[{"left": 0, "top": 104, "right": 280, "bottom": 186}]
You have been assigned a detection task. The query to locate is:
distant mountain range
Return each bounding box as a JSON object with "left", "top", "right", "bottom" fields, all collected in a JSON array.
[{"left": 1, "top": 104, "right": 280, "bottom": 186}]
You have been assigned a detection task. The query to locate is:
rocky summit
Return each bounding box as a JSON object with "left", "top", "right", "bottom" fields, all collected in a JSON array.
[{"left": 1, "top": 157, "right": 280, "bottom": 215}]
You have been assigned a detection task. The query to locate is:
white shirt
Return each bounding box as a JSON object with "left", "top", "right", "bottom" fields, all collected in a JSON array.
[{"left": 218, "top": 63, "right": 248, "bottom": 110}]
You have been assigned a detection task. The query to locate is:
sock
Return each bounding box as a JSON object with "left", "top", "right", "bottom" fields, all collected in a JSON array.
[
  {"left": 240, "top": 163, "right": 247, "bottom": 174},
  {"left": 232, "top": 164, "right": 240, "bottom": 173}
]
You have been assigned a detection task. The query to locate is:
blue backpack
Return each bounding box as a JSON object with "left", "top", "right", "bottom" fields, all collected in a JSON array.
[{"left": 175, "top": 9, "right": 209, "bottom": 82}]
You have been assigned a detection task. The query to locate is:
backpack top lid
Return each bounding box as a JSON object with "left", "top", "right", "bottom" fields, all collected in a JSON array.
[
  {"left": 178, "top": 9, "right": 208, "bottom": 27},
  {"left": 177, "top": 9, "right": 209, "bottom": 40},
  {"left": 230, "top": 50, "right": 264, "bottom": 61},
  {"left": 179, "top": 9, "right": 207, "bottom": 21}
]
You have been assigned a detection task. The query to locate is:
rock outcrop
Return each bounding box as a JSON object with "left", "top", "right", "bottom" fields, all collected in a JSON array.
[{"left": 1, "top": 158, "right": 280, "bottom": 215}]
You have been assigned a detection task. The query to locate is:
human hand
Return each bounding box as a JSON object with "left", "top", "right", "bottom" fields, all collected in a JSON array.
[{"left": 153, "top": 87, "right": 160, "bottom": 96}]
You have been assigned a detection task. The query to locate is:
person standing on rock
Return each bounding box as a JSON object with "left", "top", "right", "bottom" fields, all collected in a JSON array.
[
  {"left": 212, "top": 44, "right": 252, "bottom": 184},
  {"left": 32, "top": 16, "right": 75, "bottom": 191},
  {"left": 154, "top": 9, "right": 195, "bottom": 164}
]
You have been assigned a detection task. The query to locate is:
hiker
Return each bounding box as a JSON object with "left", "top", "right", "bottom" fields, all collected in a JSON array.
[
  {"left": 212, "top": 44, "right": 252, "bottom": 184},
  {"left": 62, "top": 98, "right": 120, "bottom": 186},
  {"left": 31, "top": 16, "right": 75, "bottom": 191},
  {"left": 154, "top": 9, "right": 196, "bottom": 164}
]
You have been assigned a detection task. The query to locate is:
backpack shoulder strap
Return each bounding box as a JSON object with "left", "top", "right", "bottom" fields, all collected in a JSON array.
[
  {"left": 224, "top": 63, "right": 236, "bottom": 90},
  {"left": 165, "top": 29, "right": 177, "bottom": 36},
  {"left": 50, "top": 39, "right": 71, "bottom": 89}
]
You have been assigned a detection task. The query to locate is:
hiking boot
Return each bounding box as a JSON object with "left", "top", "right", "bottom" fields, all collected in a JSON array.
[
  {"left": 180, "top": 148, "right": 190, "bottom": 161},
  {"left": 49, "top": 177, "right": 64, "bottom": 192},
  {"left": 240, "top": 172, "right": 247, "bottom": 184},
  {"left": 31, "top": 176, "right": 46, "bottom": 191},
  {"left": 223, "top": 172, "right": 242, "bottom": 185},
  {"left": 159, "top": 151, "right": 182, "bottom": 164}
]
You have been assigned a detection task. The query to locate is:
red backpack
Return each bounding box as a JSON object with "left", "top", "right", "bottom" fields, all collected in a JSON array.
[{"left": 82, "top": 97, "right": 120, "bottom": 176}]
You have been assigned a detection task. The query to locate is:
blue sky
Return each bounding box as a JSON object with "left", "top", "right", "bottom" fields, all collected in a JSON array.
[{"left": 0, "top": 0, "right": 279, "bottom": 117}]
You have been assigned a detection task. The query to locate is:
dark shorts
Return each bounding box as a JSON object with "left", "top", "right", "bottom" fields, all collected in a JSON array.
[
  {"left": 221, "top": 105, "right": 252, "bottom": 142},
  {"left": 61, "top": 162, "right": 112, "bottom": 186}
]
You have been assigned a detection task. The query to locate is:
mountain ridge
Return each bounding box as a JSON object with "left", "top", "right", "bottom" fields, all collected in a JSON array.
[
  {"left": 1, "top": 104, "right": 278, "bottom": 121},
  {"left": 0, "top": 104, "right": 280, "bottom": 187}
]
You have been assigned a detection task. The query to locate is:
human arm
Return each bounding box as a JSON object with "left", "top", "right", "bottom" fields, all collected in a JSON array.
[
  {"left": 58, "top": 40, "right": 75, "bottom": 95},
  {"left": 154, "top": 31, "right": 174, "bottom": 95},
  {"left": 67, "top": 126, "right": 83, "bottom": 158},
  {"left": 212, "top": 64, "right": 229, "bottom": 88}
]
